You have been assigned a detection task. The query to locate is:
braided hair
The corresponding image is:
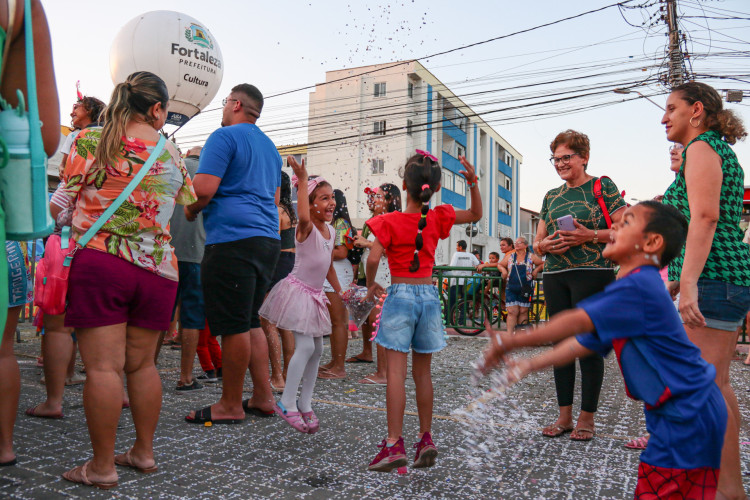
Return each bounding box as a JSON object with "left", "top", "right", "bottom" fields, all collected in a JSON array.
[{"left": 402, "top": 153, "right": 442, "bottom": 272}]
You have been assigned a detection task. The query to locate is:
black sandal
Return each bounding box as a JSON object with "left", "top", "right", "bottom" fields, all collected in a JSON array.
[{"left": 185, "top": 406, "right": 243, "bottom": 425}]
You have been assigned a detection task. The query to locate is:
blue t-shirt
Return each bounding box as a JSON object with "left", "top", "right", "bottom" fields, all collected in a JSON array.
[
  {"left": 576, "top": 266, "right": 724, "bottom": 469},
  {"left": 198, "top": 123, "right": 282, "bottom": 245}
]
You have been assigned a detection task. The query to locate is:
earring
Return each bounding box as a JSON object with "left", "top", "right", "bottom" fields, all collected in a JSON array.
[
  {"left": 689, "top": 117, "right": 702, "bottom": 128},
  {"left": 634, "top": 244, "right": 640, "bottom": 250}
]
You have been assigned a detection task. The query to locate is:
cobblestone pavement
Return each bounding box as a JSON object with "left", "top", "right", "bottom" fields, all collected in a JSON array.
[{"left": 2, "top": 323, "right": 750, "bottom": 499}]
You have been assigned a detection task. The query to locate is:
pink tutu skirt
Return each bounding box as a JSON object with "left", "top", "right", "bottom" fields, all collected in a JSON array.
[{"left": 259, "top": 274, "right": 331, "bottom": 337}]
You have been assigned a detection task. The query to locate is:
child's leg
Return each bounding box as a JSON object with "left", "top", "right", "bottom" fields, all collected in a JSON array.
[
  {"left": 280, "top": 333, "right": 315, "bottom": 412},
  {"left": 384, "top": 348, "right": 409, "bottom": 443},
  {"left": 297, "top": 337, "right": 323, "bottom": 413},
  {"left": 412, "top": 352, "right": 433, "bottom": 437}
]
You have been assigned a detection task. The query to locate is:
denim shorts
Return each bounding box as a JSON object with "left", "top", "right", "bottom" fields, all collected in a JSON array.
[
  {"left": 173, "top": 261, "right": 206, "bottom": 329},
  {"left": 374, "top": 284, "right": 446, "bottom": 354},
  {"left": 505, "top": 288, "right": 530, "bottom": 308},
  {"left": 696, "top": 279, "right": 750, "bottom": 331}
]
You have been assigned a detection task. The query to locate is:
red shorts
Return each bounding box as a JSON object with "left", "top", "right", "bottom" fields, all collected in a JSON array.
[
  {"left": 65, "top": 249, "right": 178, "bottom": 331},
  {"left": 635, "top": 462, "right": 719, "bottom": 499}
]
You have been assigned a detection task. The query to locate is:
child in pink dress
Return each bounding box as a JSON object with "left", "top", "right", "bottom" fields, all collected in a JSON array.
[{"left": 259, "top": 158, "right": 342, "bottom": 433}]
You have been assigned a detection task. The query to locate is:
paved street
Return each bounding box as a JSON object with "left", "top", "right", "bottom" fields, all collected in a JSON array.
[{"left": 2, "top": 322, "right": 750, "bottom": 499}]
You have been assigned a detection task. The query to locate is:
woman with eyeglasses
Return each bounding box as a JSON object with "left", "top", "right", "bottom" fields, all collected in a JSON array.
[
  {"left": 661, "top": 82, "right": 750, "bottom": 500},
  {"left": 532, "top": 129, "right": 626, "bottom": 442}
]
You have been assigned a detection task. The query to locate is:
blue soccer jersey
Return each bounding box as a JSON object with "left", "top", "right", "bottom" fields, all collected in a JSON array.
[{"left": 575, "top": 266, "right": 726, "bottom": 470}]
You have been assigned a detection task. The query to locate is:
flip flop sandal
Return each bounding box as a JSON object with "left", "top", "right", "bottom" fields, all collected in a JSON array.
[
  {"left": 242, "top": 400, "right": 275, "bottom": 417},
  {"left": 345, "top": 356, "right": 373, "bottom": 364},
  {"left": 274, "top": 402, "right": 309, "bottom": 433},
  {"left": 185, "top": 406, "right": 243, "bottom": 425},
  {"left": 317, "top": 370, "right": 345, "bottom": 380},
  {"left": 541, "top": 424, "right": 574, "bottom": 438},
  {"left": 25, "top": 405, "right": 63, "bottom": 419},
  {"left": 301, "top": 410, "right": 320, "bottom": 434},
  {"left": 624, "top": 435, "right": 649, "bottom": 450},
  {"left": 0, "top": 458, "right": 17, "bottom": 466},
  {"left": 114, "top": 450, "right": 158, "bottom": 473},
  {"left": 62, "top": 461, "right": 118, "bottom": 490},
  {"left": 570, "top": 427, "right": 596, "bottom": 441},
  {"left": 358, "top": 376, "right": 387, "bottom": 386}
]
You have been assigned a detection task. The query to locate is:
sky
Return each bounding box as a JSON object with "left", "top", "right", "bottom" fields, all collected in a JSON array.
[{"left": 44, "top": 0, "right": 750, "bottom": 213}]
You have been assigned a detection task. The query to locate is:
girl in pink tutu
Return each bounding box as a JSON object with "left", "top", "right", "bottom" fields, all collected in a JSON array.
[{"left": 259, "top": 157, "right": 342, "bottom": 433}]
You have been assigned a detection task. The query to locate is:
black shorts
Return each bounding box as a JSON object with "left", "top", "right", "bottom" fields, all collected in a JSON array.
[
  {"left": 268, "top": 251, "right": 295, "bottom": 290},
  {"left": 202, "top": 236, "right": 281, "bottom": 336}
]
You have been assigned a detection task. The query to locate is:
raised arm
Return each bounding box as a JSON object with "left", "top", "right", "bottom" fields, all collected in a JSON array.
[
  {"left": 288, "top": 156, "right": 313, "bottom": 241},
  {"left": 482, "top": 308, "right": 595, "bottom": 372},
  {"left": 453, "top": 156, "right": 482, "bottom": 224}
]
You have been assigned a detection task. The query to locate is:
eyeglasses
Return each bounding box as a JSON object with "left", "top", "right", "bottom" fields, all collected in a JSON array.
[
  {"left": 669, "top": 144, "right": 684, "bottom": 154},
  {"left": 222, "top": 97, "right": 240, "bottom": 106},
  {"left": 549, "top": 153, "right": 580, "bottom": 165}
]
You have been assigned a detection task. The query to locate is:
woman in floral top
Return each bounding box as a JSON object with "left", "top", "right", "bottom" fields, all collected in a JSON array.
[{"left": 58, "top": 71, "right": 196, "bottom": 490}]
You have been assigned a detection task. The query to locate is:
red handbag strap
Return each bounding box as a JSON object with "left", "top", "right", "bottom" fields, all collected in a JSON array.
[{"left": 593, "top": 176, "right": 613, "bottom": 229}]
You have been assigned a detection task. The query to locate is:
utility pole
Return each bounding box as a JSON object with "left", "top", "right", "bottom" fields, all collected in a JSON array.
[{"left": 665, "top": 0, "right": 685, "bottom": 88}]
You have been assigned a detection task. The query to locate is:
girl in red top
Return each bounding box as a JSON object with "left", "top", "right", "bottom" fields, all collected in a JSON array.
[{"left": 365, "top": 150, "right": 482, "bottom": 472}]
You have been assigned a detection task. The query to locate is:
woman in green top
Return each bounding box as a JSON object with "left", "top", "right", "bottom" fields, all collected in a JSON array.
[
  {"left": 532, "top": 130, "right": 626, "bottom": 441},
  {"left": 662, "top": 82, "right": 750, "bottom": 500}
]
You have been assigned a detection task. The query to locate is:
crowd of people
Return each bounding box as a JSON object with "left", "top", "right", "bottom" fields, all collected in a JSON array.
[{"left": 0, "top": 3, "right": 749, "bottom": 498}]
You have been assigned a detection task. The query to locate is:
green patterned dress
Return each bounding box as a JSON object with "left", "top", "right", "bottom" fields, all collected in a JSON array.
[
  {"left": 663, "top": 130, "right": 750, "bottom": 286},
  {"left": 539, "top": 177, "right": 627, "bottom": 273}
]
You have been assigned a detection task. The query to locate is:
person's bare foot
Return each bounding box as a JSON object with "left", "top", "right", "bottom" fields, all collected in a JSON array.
[
  {"left": 358, "top": 372, "right": 386, "bottom": 384},
  {"left": 270, "top": 378, "right": 285, "bottom": 393},
  {"left": 318, "top": 367, "right": 345, "bottom": 379},
  {"left": 541, "top": 418, "right": 574, "bottom": 437},
  {"left": 0, "top": 448, "right": 16, "bottom": 464},
  {"left": 25, "top": 402, "right": 63, "bottom": 419},
  {"left": 186, "top": 402, "right": 245, "bottom": 422},
  {"left": 245, "top": 395, "right": 274, "bottom": 414},
  {"left": 319, "top": 361, "right": 334, "bottom": 371}
]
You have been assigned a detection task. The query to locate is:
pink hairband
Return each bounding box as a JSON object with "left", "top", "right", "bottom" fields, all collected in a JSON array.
[
  {"left": 416, "top": 149, "right": 438, "bottom": 162},
  {"left": 291, "top": 174, "right": 328, "bottom": 195}
]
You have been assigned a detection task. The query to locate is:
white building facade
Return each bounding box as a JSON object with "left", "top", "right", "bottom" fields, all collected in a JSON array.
[{"left": 306, "top": 61, "right": 523, "bottom": 264}]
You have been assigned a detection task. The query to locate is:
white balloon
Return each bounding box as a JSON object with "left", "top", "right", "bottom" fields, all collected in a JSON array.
[{"left": 109, "top": 10, "right": 224, "bottom": 125}]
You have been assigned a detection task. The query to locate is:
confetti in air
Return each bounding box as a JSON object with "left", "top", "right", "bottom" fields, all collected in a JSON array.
[{"left": 454, "top": 353, "right": 539, "bottom": 480}]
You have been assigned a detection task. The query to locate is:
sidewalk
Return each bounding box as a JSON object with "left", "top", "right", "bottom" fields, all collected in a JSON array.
[{"left": 2, "top": 323, "right": 750, "bottom": 499}]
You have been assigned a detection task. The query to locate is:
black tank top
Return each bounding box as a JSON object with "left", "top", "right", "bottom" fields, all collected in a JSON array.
[{"left": 280, "top": 226, "right": 295, "bottom": 250}]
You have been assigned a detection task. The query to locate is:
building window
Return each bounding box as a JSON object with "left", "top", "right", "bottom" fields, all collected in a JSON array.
[
  {"left": 373, "top": 120, "right": 386, "bottom": 135},
  {"left": 374, "top": 82, "right": 386, "bottom": 97},
  {"left": 371, "top": 158, "right": 384, "bottom": 175},
  {"left": 504, "top": 152, "right": 512, "bottom": 166},
  {"left": 457, "top": 145, "right": 465, "bottom": 158},
  {"left": 498, "top": 199, "right": 511, "bottom": 215},
  {"left": 442, "top": 168, "right": 454, "bottom": 191},
  {"left": 455, "top": 175, "right": 466, "bottom": 195},
  {"left": 505, "top": 177, "right": 511, "bottom": 191},
  {"left": 407, "top": 119, "right": 413, "bottom": 135},
  {"left": 408, "top": 82, "right": 414, "bottom": 98}
]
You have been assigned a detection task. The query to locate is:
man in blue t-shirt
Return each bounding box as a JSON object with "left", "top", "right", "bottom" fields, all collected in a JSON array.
[{"left": 184, "top": 84, "right": 281, "bottom": 424}]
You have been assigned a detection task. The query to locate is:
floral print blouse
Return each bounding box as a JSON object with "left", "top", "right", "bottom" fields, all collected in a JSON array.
[{"left": 59, "top": 127, "right": 196, "bottom": 281}]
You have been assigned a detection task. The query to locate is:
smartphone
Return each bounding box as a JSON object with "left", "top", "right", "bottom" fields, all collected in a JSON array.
[{"left": 556, "top": 215, "right": 576, "bottom": 232}]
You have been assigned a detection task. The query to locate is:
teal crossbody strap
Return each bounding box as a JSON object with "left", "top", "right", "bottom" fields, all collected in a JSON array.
[{"left": 63, "top": 134, "right": 166, "bottom": 266}]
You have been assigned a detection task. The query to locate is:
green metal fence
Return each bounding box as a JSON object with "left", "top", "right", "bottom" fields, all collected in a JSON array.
[{"left": 432, "top": 266, "right": 547, "bottom": 336}]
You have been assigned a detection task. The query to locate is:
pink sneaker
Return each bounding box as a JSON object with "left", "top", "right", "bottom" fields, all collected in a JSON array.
[
  {"left": 368, "top": 437, "right": 407, "bottom": 472},
  {"left": 412, "top": 432, "right": 438, "bottom": 468},
  {"left": 273, "top": 402, "right": 309, "bottom": 433},
  {"left": 301, "top": 410, "right": 320, "bottom": 434}
]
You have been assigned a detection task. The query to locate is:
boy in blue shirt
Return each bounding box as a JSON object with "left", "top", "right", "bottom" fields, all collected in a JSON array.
[{"left": 482, "top": 201, "right": 726, "bottom": 499}]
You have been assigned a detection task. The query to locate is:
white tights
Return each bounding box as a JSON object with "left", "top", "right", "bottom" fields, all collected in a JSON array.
[{"left": 280, "top": 332, "right": 323, "bottom": 413}]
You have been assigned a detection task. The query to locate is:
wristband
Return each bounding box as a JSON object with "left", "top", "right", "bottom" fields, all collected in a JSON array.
[{"left": 467, "top": 178, "right": 479, "bottom": 188}]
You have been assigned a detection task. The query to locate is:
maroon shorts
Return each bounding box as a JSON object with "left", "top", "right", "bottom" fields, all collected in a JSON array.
[
  {"left": 635, "top": 462, "right": 719, "bottom": 499},
  {"left": 65, "top": 249, "right": 178, "bottom": 331}
]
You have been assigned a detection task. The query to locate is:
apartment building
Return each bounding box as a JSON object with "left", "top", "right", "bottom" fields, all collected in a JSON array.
[{"left": 306, "top": 60, "right": 522, "bottom": 263}]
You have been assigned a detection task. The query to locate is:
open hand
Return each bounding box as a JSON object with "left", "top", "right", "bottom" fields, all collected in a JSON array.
[
  {"left": 288, "top": 156, "right": 307, "bottom": 183},
  {"left": 353, "top": 234, "right": 371, "bottom": 248},
  {"left": 458, "top": 156, "right": 478, "bottom": 185}
]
